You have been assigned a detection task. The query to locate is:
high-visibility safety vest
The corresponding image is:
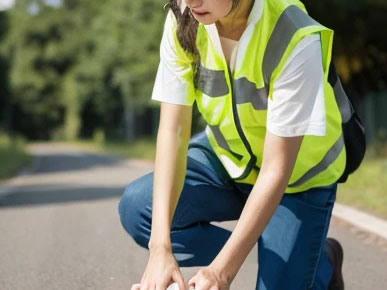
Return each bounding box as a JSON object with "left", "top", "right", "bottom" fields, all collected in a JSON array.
[{"left": 169, "top": 0, "right": 348, "bottom": 193}]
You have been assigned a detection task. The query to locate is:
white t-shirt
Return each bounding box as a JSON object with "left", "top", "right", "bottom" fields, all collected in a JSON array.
[{"left": 152, "top": 14, "right": 326, "bottom": 137}]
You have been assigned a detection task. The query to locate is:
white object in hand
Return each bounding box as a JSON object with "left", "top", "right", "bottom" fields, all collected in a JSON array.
[{"left": 166, "top": 283, "right": 179, "bottom": 290}]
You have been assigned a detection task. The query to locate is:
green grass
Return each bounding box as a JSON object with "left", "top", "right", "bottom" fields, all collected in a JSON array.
[
  {"left": 100, "top": 137, "right": 156, "bottom": 160},
  {"left": 73, "top": 137, "right": 156, "bottom": 160},
  {"left": 0, "top": 133, "right": 31, "bottom": 181},
  {"left": 337, "top": 155, "right": 387, "bottom": 219}
]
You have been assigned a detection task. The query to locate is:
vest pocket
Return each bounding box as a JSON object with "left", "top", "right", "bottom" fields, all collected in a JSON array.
[{"left": 194, "top": 65, "right": 230, "bottom": 125}]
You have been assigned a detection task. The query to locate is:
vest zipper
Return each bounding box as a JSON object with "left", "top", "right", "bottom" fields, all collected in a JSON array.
[{"left": 227, "top": 66, "right": 258, "bottom": 180}]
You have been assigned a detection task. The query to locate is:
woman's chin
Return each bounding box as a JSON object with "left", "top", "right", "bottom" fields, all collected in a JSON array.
[
  {"left": 198, "top": 19, "right": 217, "bottom": 25},
  {"left": 191, "top": 13, "right": 216, "bottom": 25},
  {"left": 196, "top": 18, "right": 217, "bottom": 25}
]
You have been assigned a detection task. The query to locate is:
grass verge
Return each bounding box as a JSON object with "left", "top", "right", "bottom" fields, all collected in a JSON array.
[
  {"left": 72, "top": 137, "right": 156, "bottom": 160},
  {"left": 337, "top": 155, "right": 387, "bottom": 219},
  {"left": 0, "top": 133, "right": 31, "bottom": 181}
]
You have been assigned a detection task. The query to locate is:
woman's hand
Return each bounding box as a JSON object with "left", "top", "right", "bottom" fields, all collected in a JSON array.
[
  {"left": 188, "top": 265, "right": 231, "bottom": 290},
  {"left": 131, "top": 246, "right": 186, "bottom": 290}
]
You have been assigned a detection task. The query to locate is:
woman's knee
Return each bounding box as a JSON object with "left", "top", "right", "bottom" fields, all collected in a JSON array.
[{"left": 118, "top": 172, "right": 154, "bottom": 247}]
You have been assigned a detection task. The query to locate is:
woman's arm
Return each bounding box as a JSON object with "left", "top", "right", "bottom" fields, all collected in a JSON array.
[
  {"left": 209, "top": 131, "right": 304, "bottom": 283},
  {"left": 148, "top": 102, "right": 193, "bottom": 252}
]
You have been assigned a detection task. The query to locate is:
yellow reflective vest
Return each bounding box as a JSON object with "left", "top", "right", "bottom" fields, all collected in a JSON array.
[{"left": 168, "top": 0, "right": 347, "bottom": 193}]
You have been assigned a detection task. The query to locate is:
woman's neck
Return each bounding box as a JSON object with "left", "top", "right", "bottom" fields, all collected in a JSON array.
[{"left": 216, "top": 0, "right": 254, "bottom": 41}]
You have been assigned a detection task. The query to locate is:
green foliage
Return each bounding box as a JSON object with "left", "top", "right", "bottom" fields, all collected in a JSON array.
[
  {"left": 0, "top": 11, "right": 8, "bottom": 40},
  {"left": 1, "top": 0, "right": 165, "bottom": 140},
  {"left": 1, "top": 0, "right": 93, "bottom": 139},
  {"left": 73, "top": 0, "right": 165, "bottom": 138},
  {"left": 0, "top": 12, "right": 10, "bottom": 131},
  {"left": 1, "top": 0, "right": 386, "bottom": 144},
  {"left": 303, "top": 0, "right": 387, "bottom": 105}
]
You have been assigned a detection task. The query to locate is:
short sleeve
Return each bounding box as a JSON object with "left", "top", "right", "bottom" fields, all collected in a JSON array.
[
  {"left": 267, "top": 34, "right": 326, "bottom": 137},
  {"left": 151, "top": 10, "right": 195, "bottom": 106}
]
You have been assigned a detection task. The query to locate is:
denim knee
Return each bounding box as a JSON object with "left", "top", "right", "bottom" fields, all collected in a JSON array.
[
  {"left": 118, "top": 173, "right": 154, "bottom": 249},
  {"left": 118, "top": 183, "right": 137, "bottom": 238}
]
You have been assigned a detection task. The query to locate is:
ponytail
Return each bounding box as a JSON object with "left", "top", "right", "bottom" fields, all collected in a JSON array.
[{"left": 164, "top": 0, "right": 199, "bottom": 55}]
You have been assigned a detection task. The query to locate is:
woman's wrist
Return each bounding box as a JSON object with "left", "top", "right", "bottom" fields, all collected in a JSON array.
[
  {"left": 148, "top": 239, "right": 172, "bottom": 253},
  {"left": 209, "top": 259, "right": 237, "bottom": 285},
  {"left": 148, "top": 223, "right": 172, "bottom": 251}
]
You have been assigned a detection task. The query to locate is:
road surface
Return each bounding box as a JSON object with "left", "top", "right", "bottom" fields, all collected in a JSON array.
[{"left": 0, "top": 143, "right": 386, "bottom": 290}]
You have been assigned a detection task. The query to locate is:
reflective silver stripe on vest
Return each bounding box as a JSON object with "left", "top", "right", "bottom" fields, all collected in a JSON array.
[
  {"left": 234, "top": 5, "right": 320, "bottom": 109},
  {"left": 288, "top": 133, "right": 345, "bottom": 188},
  {"left": 234, "top": 77, "right": 268, "bottom": 110},
  {"left": 262, "top": 5, "right": 320, "bottom": 84},
  {"left": 209, "top": 125, "right": 243, "bottom": 160},
  {"left": 332, "top": 75, "right": 353, "bottom": 123},
  {"left": 196, "top": 65, "right": 229, "bottom": 97}
]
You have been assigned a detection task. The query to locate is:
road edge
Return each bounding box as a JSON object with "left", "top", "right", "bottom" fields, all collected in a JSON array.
[{"left": 332, "top": 203, "right": 387, "bottom": 240}]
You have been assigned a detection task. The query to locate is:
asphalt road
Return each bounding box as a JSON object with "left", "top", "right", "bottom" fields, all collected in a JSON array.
[{"left": 0, "top": 143, "right": 386, "bottom": 290}]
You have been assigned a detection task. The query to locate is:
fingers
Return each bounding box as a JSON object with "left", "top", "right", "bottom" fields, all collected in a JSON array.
[
  {"left": 131, "top": 283, "right": 141, "bottom": 290},
  {"left": 140, "top": 284, "right": 163, "bottom": 290},
  {"left": 188, "top": 278, "right": 219, "bottom": 290},
  {"left": 188, "top": 276, "right": 195, "bottom": 288},
  {"left": 193, "top": 284, "right": 218, "bottom": 290},
  {"left": 132, "top": 269, "right": 186, "bottom": 290},
  {"left": 171, "top": 271, "right": 186, "bottom": 290},
  {"left": 139, "top": 283, "right": 154, "bottom": 290}
]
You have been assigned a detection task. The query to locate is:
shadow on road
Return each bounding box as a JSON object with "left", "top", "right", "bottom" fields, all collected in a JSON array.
[{"left": 0, "top": 184, "right": 126, "bottom": 208}]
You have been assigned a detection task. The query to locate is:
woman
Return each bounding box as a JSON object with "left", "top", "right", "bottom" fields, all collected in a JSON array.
[{"left": 118, "top": 0, "right": 346, "bottom": 289}]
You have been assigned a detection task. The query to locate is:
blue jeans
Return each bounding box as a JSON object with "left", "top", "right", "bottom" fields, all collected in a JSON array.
[{"left": 118, "top": 131, "right": 336, "bottom": 290}]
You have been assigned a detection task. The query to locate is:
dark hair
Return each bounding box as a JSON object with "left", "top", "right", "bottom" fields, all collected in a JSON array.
[
  {"left": 164, "top": 0, "right": 241, "bottom": 85},
  {"left": 165, "top": 0, "right": 241, "bottom": 55}
]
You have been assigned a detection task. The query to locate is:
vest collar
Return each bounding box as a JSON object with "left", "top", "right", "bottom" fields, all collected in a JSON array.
[{"left": 247, "top": 0, "right": 265, "bottom": 26}]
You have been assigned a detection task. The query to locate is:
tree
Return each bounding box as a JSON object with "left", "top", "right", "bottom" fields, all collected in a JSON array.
[
  {"left": 1, "top": 0, "right": 103, "bottom": 139},
  {"left": 303, "top": 0, "right": 387, "bottom": 105},
  {"left": 74, "top": 0, "right": 165, "bottom": 139},
  {"left": 2, "top": 0, "right": 166, "bottom": 140}
]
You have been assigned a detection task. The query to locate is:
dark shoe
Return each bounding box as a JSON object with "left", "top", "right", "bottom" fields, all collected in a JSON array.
[{"left": 325, "top": 238, "right": 345, "bottom": 290}]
